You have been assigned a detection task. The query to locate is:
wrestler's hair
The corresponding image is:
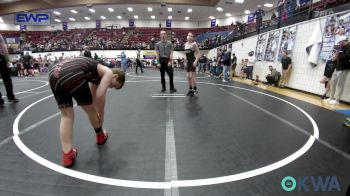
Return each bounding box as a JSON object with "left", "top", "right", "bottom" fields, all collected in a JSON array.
[{"left": 111, "top": 68, "right": 125, "bottom": 88}]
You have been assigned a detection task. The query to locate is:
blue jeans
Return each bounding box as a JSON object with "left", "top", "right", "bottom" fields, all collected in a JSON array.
[
  {"left": 210, "top": 66, "right": 216, "bottom": 75},
  {"left": 216, "top": 65, "right": 222, "bottom": 76},
  {"left": 121, "top": 63, "right": 127, "bottom": 72},
  {"left": 246, "top": 66, "right": 254, "bottom": 80},
  {"left": 0, "top": 90, "right": 3, "bottom": 104},
  {"left": 223, "top": 65, "right": 230, "bottom": 81}
]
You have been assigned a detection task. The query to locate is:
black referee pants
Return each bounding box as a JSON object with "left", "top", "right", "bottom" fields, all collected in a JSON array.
[
  {"left": 0, "top": 55, "right": 15, "bottom": 100},
  {"left": 159, "top": 60, "right": 174, "bottom": 90}
]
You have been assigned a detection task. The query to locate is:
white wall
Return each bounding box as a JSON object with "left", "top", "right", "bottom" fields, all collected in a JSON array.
[
  {"left": 0, "top": 23, "right": 20, "bottom": 31},
  {"left": 208, "top": 16, "right": 350, "bottom": 102}
]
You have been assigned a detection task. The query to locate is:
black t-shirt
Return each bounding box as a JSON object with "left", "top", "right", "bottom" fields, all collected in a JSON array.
[
  {"left": 232, "top": 56, "right": 237, "bottom": 66},
  {"left": 281, "top": 56, "right": 292, "bottom": 70},
  {"left": 324, "top": 60, "right": 336, "bottom": 78},
  {"left": 337, "top": 43, "right": 350, "bottom": 71},
  {"left": 198, "top": 56, "right": 207, "bottom": 64},
  {"left": 22, "top": 55, "right": 32, "bottom": 65}
]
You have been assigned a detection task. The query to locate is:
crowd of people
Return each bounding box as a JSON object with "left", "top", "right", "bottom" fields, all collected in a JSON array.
[{"left": 3, "top": 0, "right": 345, "bottom": 56}]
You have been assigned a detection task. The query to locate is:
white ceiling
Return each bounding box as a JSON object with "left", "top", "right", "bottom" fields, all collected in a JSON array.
[
  {"left": 0, "top": 0, "right": 275, "bottom": 24},
  {"left": 0, "top": 0, "right": 21, "bottom": 4}
]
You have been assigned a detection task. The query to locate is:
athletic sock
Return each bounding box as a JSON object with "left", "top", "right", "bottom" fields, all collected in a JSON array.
[{"left": 94, "top": 127, "right": 103, "bottom": 134}]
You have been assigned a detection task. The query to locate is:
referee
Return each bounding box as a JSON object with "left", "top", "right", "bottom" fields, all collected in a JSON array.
[
  {"left": 0, "top": 33, "right": 18, "bottom": 106},
  {"left": 155, "top": 31, "right": 177, "bottom": 93}
]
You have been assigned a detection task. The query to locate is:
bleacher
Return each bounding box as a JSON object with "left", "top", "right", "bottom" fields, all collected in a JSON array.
[
  {"left": 25, "top": 31, "right": 56, "bottom": 44},
  {"left": 0, "top": 0, "right": 349, "bottom": 53}
]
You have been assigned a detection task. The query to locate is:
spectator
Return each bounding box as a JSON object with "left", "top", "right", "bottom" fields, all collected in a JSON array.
[
  {"left": 121, "top": 51, "right": 127, "bottom": 72},
  {"left": 328, "top": 36, "right": 350, "bottom": 105},
  {"left": 240, "top": 59, "right": 248, "bottom": 79},
  {"left": 198, "top": 54, "right": 207, "bottom": 73},
  {"left": 84, "top": 48, "right": 92, "bottom": 58},
  {"left": 230, "top": 53, "right": 237, "bottom": 79},
  {"left": 266, "top": 65, "right": 280, "bottom": 86},
  {"left": 246, "top": 51, "right": 256, "bottom": 80},
  {"left": 320, "top": 51, "right": 337, "bottom": 99},
  {"left": 211, "top": 57, "right": 217, "bottom": 76},
  {"left": 222, "top": 48, "right": 232, "bottom": 82},
  {"left": 279, "top": 51, "right": 292, "bottom": 87},
  {"left": 254, "top": 5, "right": 265, "bottom": 33},
  {"left": 135, "top": 49, "right": 143, "bottom": 74},
  {"left": 22, "top": 52, "right": 34, "bottom": 77}
]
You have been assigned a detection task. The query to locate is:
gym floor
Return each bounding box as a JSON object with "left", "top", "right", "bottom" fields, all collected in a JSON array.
[{"left": 0, "top": 69, "right": 349, "bottom": 196}]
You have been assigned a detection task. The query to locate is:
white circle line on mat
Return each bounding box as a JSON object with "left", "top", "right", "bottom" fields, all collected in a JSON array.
[{"left": 12, "top": 81, "right": 319, "bottom": 189}]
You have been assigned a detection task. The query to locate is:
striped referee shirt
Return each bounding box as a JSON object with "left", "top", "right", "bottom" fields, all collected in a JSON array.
[{"left": 155, "top": 41, "right": 173, "bottom": 58}]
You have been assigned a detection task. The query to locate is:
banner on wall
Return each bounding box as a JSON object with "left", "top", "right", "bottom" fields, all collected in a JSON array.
[
  {"left": 255, "top": 33, "right": 268, "bottom": 61},
  {"left": 96, "top": 20, "right": 101, "bottom": 28},
  {"left": 129, "top": 19, "right": 135, "bottom": 27},
  {"left": 5, "top": 37, "right": 19, "bottom": 44},
  {"left": 247, "top": 15, "right": 254, "bottom": 23},
  {"left": 166, "top": 19, "right": 172, "bottom": 28},
  {"left": 264, "top": 30, "right": 281, "bottom": 62},
  {"left": 211, "top": 19, "right": 216, "bottom": 27},
  {"left": 320, "top": 12, "right": 350, "bottom": 61},
  {"left": 15, "top": 12, "right": 51, "bottom": 26},
  {"left": 278, "top": 26, "right": 297, "bottom": 61},
  {"left": 19, "top": 25, "right": 27, "bottom": 31},
  {"left": 143, "top": 51, "right": 157, "bottom": 59},
  {"left": 62, "top": 22, "right": 68, "bottom": 31}
]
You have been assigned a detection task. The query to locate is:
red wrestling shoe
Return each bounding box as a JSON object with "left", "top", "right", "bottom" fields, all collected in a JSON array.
[
  {"left": 96, "top": 130, "right": 108, "bottom": 145},
  {"left": 62, "top": 148, "right": 77, "bottom": 168}
]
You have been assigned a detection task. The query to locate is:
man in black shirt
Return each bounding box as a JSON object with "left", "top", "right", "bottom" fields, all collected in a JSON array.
[
  {"left": 254, "top": 5, "right": 265, "bottom": 33},
  {"left": 222, "top": 49, "right": 232, "bottom": 82},
  {"left": 0, "top": 33, "right": 18, "bottom": 106},
  {"left": 279, "top": 51, "right": 292, "bottom": 87},
  {"left": 22, "top": 52, "right": 34, "bottom": 77},
  {"left": 198, "top": 54, "right": 208, "bottom": 73},
  {"left": 230, "top": 53, "right": 237, "bottom": 79},
  {"left": 135, "top": 49, "right": 143, "bottom": 74}
]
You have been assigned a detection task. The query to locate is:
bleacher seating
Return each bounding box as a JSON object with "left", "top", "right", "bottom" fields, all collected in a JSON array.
[{"left": 0, "top": 0, "right": 349, "bottom": 53}]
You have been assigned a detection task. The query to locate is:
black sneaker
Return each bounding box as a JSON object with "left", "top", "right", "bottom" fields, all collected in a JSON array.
[
  {"left": 161, "top": 87, "right": 166, "bottom": 92},
  {"left": 8, "top": 98, "right": 19, "bottom": 103},
  {"left": 170, "top": 88, "right": 177, "bottom": 93},
  {"left": 186, "top": 90, "right": 193, "bottom": 96},
  {"left": 0, "top": 99, "right": 4, "bottom": 107},
  {"left": 193, "top": 90, "right": 198, "bottom": 95}
]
